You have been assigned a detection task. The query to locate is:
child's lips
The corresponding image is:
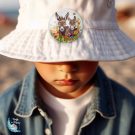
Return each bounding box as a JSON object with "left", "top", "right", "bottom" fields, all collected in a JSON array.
[{"left": 55, "top": 79, "right": 78, "bottom": 86}]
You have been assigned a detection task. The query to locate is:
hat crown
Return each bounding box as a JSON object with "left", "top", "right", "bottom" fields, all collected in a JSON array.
[{"left": 17, "top": 0, "right": 117, "bottom": 29}]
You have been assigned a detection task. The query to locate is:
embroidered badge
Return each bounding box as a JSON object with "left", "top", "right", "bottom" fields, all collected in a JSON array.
[
  {"left": 49, "top": 9, "right": 83, "bottom": 43},
  {"left": 7, "top": 118, "right": 21, "bottom": 133}
]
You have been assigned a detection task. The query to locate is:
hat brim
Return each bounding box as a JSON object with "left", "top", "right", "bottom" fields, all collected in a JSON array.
[{"left": 0, "top": 27, "right": 135, "bottom": 62}]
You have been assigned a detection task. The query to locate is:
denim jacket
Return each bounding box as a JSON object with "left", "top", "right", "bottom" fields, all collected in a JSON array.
[{"left": 0, "top": 67, "right": 135, "bottom": 135}]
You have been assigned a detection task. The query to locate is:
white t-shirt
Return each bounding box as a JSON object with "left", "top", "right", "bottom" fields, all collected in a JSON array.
[{"left": 37, "top": 81, "right": 95, "bottom": 135}]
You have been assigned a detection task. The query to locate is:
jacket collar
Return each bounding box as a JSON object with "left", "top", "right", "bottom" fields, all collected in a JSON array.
[
  {"left": 14, "top": 67, "right": 38, "bottom": 117},
  {"left": 95, "top": 67, "right": 116, "bottom": 118},
  {"left": 14, "top": 67, "right": 116, "bottom": 119}
]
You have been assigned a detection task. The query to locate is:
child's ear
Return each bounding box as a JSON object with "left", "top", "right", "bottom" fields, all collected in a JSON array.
[{"left": 55, "top": 12, "right": 60, "bottom": 20}]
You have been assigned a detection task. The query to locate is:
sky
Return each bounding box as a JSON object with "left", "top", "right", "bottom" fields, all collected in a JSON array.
[{"left": 0, "top": 0, "right": 19, "bottom": 11}]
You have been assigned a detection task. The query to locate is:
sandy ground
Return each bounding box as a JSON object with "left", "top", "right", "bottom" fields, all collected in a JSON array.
[{"left": 0, "top": 21, "right": 135, "bottom": 95}]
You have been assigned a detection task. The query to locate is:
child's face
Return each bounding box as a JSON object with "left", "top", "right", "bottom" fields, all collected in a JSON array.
[{"left": 34, "top": 61, "right": 98, "bottom": 98}]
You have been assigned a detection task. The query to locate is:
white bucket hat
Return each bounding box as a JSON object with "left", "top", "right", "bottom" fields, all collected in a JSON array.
[{"left": 0, "top": 0, "right": 135, "bottom": 62}]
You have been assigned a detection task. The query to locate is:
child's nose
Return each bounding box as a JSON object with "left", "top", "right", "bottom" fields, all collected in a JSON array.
[{"left": 58, "top": 63, "right": 78, "bottom": 73}]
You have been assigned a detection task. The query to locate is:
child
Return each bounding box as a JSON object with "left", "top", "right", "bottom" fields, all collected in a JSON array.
[{"left": 0, "top": 0, "right": 135, "bottom": 135}]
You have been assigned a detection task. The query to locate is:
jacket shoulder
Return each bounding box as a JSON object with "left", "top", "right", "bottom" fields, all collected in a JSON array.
[
  {"left": 0, "top": 80, "right": 22, "bottom": 99},
  {"left": 111, "top": 79, "right": 135, "bottom": 109},
  {"left": 0, "top": 80, "right": 22, "bottom": 112},
  {"left": 97, "top": 67, "right": 135, "bottom": 107},
  {"left": 0, "top": 81, "right": 22, "bottom": 133}
]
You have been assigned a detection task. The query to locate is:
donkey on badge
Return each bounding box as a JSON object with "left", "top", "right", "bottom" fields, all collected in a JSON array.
[
  {"left": 55, "top": 12, "right": 78, "bottom": 37},
  {"left": 55, "top": 12, "right": 70, "bottom": 37}
]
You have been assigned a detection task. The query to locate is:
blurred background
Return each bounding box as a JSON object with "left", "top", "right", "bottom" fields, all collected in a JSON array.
[{"left": 0, "top": 0, "right": 135, "bottom": 94}]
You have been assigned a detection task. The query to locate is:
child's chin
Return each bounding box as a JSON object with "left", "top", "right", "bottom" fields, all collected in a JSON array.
[{"left": 56, "top": 86, "right": 80, "bottom": 94}]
